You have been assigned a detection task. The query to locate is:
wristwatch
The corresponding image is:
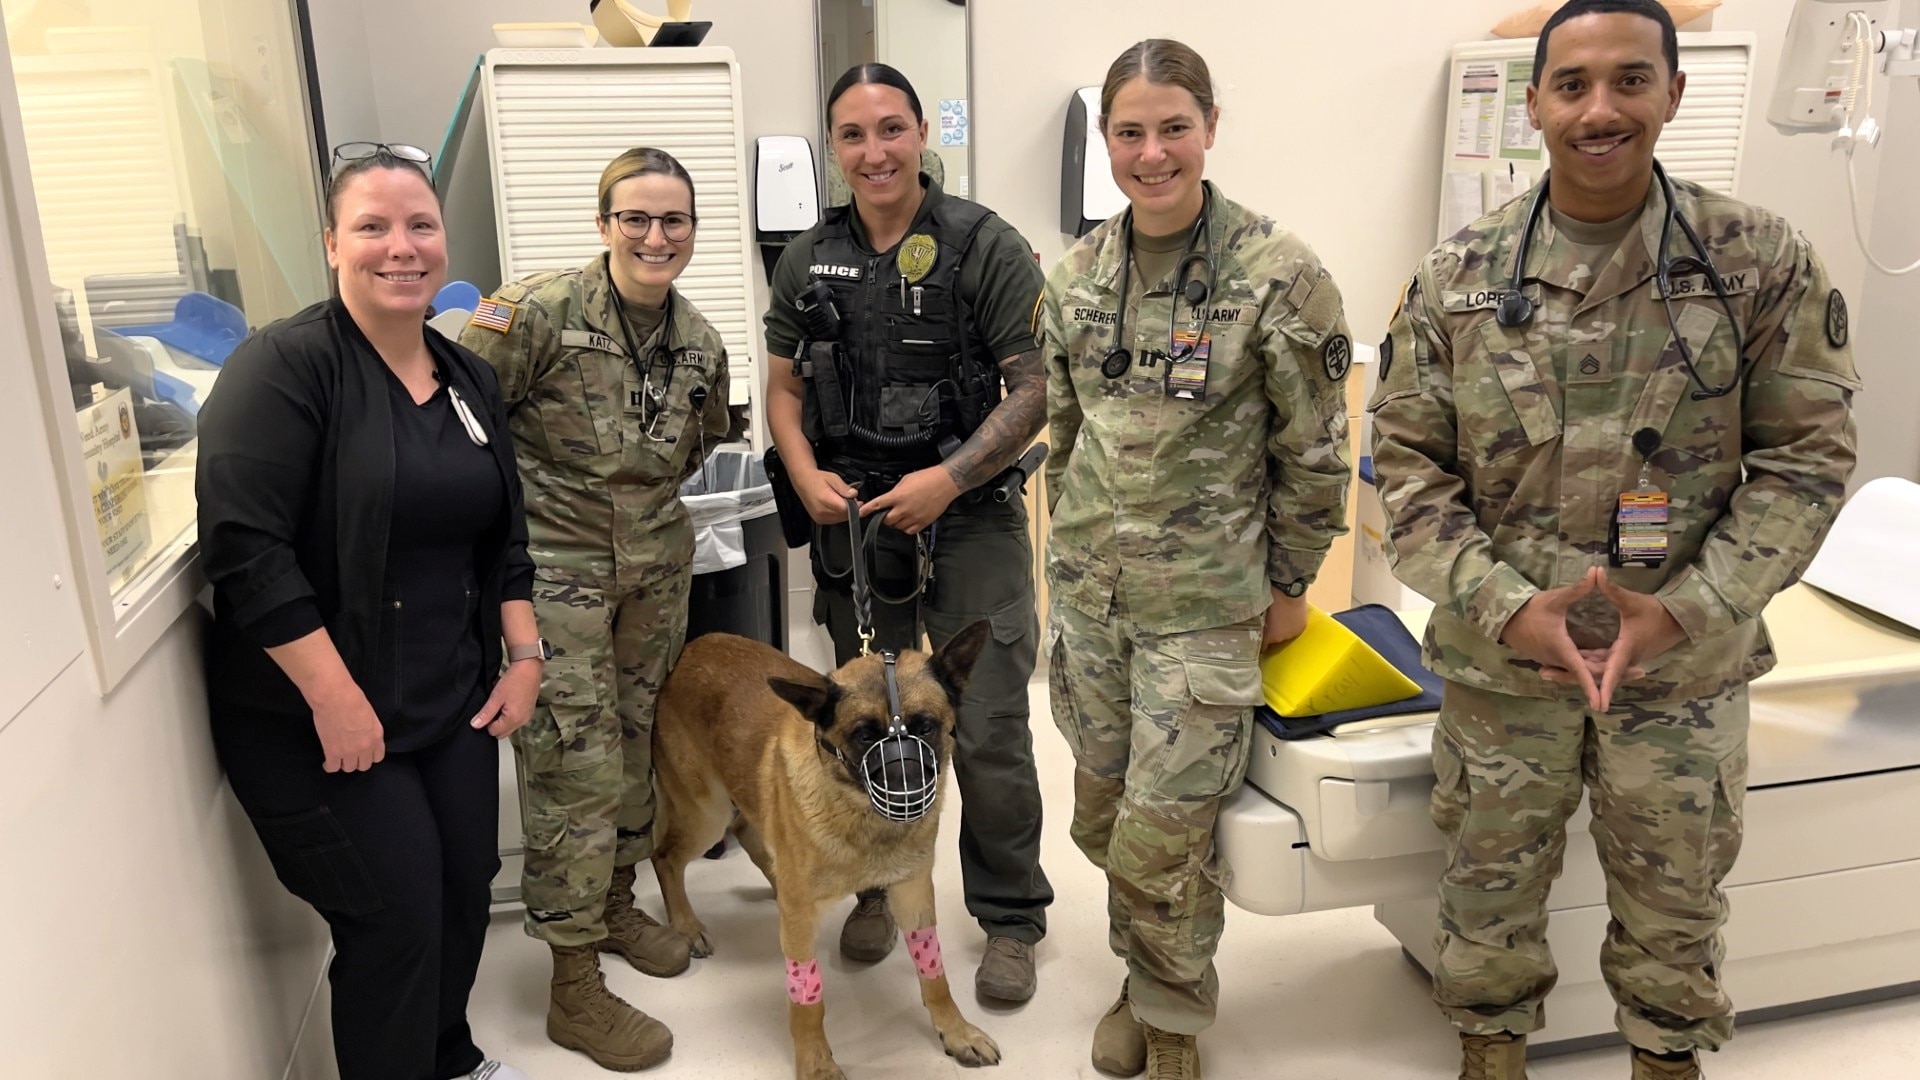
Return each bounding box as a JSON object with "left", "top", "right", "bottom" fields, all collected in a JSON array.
[
  {"left": 507, "top": 638, "right": 553, "bottom": 664},
  {"left": 1274, "top": 578, "right": 1309, "bottom": 599}
]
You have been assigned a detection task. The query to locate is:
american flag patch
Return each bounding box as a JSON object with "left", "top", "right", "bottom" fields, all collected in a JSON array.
[{"left": 468, "top": 298, "right": 516, "bottom": 333}]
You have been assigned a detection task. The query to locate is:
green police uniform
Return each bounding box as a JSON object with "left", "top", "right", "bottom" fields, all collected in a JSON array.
[
  {"left": 764, "top": 175, "right": 1055, "bottom": 944},
  {"left": 1371, "top": 173, "right": 1859, "bottom": 1052},
  {"left": 1040, "top": 182, "right": 1354, "bottom": 1034},
  {"left": 461, "top": 253, "right": 730, "bottom": 946}
]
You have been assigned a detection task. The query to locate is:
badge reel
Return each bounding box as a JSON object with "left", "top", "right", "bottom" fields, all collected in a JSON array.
[{"left": 1611, "top": 427, "right": 1669, "bottom": 569}]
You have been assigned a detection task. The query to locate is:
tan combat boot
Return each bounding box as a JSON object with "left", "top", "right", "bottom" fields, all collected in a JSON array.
[
  {"left": 547, "top": 944, "right": 673, "bottom": 1071},
  {"left": 1142, "top": 1024, "right": 1200, "bottom": 1080},
  {"left": 1091, "top": 978, "right": 1147, "bottom": 1077},
  {"left": 839, "top": 890, "right": 896, "bottom": 961},
  {"left": 600, "top": 863, "right": 692, "bottom": 977},
  {"left": 1631, "top": 1048, "right": 1702, "bottom": 1079},
  {"left": 1460, "top": 1031, "right": 1528, "bottom": 1080}
]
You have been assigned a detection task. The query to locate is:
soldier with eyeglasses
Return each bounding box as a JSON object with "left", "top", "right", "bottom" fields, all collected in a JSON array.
[{"left": 461, "top": 146, "right": 731, "bottom": 1073}]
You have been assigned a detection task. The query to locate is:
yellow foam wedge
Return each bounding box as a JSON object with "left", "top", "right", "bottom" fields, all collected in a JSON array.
[{"left": 1259, "top": 605, "right": 1423, "bottom": 717}]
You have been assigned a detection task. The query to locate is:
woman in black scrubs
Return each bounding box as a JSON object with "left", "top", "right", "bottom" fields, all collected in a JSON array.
[{"left": 196, "top": 145, "right": 540, "bottom": 1080}]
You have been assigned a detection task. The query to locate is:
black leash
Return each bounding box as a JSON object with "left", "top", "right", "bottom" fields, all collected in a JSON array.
[{"left": 844, "top": 496, "right": 878, "bottom": 656}]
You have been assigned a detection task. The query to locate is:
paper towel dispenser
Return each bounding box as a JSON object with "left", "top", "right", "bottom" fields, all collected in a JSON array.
[
  {"left": 755, "top": 135, "right": 819, "bottom": 279},
  {"left": 1060, "top": 86, "right": 1127, "bottom": 237}
]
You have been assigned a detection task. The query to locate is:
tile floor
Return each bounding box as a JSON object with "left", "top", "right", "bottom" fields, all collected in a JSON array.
[{"left": 459, "top": 681, "right": 1920, "bottom": 1079}]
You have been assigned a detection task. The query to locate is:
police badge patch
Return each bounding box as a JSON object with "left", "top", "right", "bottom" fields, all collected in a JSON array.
[
  {"left": 1323, "top": 334, "right": 1352, "bottom": 382},
  {"left": 1825, "top": 289, "right": 1849, "bottom": 348},
  {"left": 898, "top": 234, "right": 938, "bottom": 284}
]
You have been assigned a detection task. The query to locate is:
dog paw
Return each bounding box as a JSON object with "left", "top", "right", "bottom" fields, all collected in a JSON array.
[
  {"left": 672, "top": 919, "right": 714, "bottom": 957},
  {"left": 795, "top": 1058, "right": 846, "bottom": 1080},
  {"left": 939, "top": 1021, "right": 1001, "bottom": 1067}
]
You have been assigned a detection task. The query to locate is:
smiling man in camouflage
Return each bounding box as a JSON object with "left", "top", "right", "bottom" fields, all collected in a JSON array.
[{"left": 1370, "top": 2, "right": 1859, "bottom": 1078}]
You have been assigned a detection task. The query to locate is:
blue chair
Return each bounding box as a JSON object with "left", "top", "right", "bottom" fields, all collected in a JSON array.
[
  {"left": 116, "top": 292, "right": 247, "bottom": 366},
  {"left": 434, "top": 281, "right": 482, "bottom": 316}
]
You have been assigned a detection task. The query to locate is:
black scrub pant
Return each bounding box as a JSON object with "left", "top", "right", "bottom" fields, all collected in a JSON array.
[{"left": 213, "top": 708, "right": 500, "bottom": 1080}]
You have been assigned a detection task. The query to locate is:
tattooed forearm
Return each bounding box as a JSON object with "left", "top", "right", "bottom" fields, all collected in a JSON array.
[{"left": 941, "top": 348, "right": 1047, "bottom": 493}]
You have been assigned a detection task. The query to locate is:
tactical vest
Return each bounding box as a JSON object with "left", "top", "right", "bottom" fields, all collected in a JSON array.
[{"left": 802, "top": 194, "right": 1001, "bottom": 478}]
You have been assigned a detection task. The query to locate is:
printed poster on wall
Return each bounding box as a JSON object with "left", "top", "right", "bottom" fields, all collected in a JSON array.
[
  {"left": 939, "top": 98, "right": 969, "bottom": 147},
  {"left": 1501, "top": 60, "right": 1543, "bottom": 160},
  {"left": 77, "top": 386, "right": 151, "bottom": 587},
  {"left": 1453, "top": 62, "right": 1501, "bottom": 159}
]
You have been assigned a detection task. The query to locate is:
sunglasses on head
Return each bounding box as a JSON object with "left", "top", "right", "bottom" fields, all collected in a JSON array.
[{"left": 331, "top": 142, "right": 434, "bottom": 173}]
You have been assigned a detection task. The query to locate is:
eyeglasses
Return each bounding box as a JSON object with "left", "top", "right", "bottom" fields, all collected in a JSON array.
[
  {"left": 331, "top": 142, "right": 434, "bottom": 172},
  {"left": 604, "top": 210, "right": 697, "bottom": 242}
]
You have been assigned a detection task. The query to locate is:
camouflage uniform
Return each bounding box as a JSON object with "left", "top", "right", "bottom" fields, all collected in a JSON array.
[
  {"left": 1040, "top": 182, "right": 1353, "bottom": 1034},
  {"left": 1372, "top": 174, "right": 1858, "bottom": 1052},
  {"left": 461, "top": 254, "right": 731, "bottom": 946}
]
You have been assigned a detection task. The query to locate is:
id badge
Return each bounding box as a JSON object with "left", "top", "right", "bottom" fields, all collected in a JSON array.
[
  {"left": 1611, "top": 489, "right": 1669, "bottom": 568},
  {"left": 1165, "top": 329, "right": 1211, "bottom": 400}
]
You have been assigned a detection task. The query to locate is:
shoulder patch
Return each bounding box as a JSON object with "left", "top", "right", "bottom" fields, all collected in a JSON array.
[
  {"left": 1825, "top": 289, "right": 1849, "bottom": 348},
  {"left": 1323, "top": 334, "right": 1352, "bottom": 382},
  {"left": 468, "top": 297, "right": 517, "bottom": 334},
  {"left": 1030, "top": 287, "right": 1045, "bottom": 342}
]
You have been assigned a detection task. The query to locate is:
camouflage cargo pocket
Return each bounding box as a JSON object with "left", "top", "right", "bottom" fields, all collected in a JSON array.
[
  {"left": 1045, "top": 620, "right": 1085, "bottom": 761},
  {"left": 1704, "top": 742, "right": 1749, "bottom": 877},
  {"left": 514, "top": 656, "right": 608, "bottom": 774},
  {"left": 1163, "top": 643, "right": 1262, "bottom": 801}
]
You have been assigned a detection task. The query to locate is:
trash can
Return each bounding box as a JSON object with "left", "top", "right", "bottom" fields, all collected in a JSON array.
[{"left": 682, "top": 443, "right": 787, "bottom": 651}]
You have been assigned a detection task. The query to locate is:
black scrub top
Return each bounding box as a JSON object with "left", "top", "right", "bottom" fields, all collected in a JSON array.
[{"left": 380, "top": 361, "right": 504, "bottom": 750}]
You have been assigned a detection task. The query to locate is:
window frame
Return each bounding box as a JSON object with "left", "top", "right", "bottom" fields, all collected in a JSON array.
[{"left": 0, "top": 0, "right": 328, "bottom": 693}]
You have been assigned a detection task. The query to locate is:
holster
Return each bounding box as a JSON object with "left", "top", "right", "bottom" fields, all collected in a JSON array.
[{"left": 761, "top": 446, "right": 813, "bottom": 549}]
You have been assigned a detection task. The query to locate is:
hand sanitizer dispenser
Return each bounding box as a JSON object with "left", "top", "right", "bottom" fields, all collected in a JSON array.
[{"left": 1060, "top": 87, "right": 1126, "bottom": 237}]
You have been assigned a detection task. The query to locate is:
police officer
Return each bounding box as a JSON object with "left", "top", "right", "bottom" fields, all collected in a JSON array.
[
  {"left": 1371, "top": 4, "right": 1859, "bottom": 1078},
  {"left": 763, "top": 62, "right": 1053, "bottom": 1003},
  {"left": 1040, "top": 40, "right": 1354, "bottom": 1080},
  {"left": 461, "top": 147, "right": 731, "bottom": 1072}
]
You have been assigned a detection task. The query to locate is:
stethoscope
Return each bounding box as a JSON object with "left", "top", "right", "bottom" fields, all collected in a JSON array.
[
  {"left": 1099, "top": 184, "right": 1218, "bottom": 380},
  {"left": 1499, "top": 160, "right": 1746, "bottom": 401},
  {"left": 609, "top": 275, "right": 691, "bottom": 442}
]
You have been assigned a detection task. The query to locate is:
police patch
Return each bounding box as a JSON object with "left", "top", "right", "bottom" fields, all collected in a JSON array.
[
  {"left": 1825, "top": 289, "right": 1849, "bottom": 348},
  {"left": 1323, "top": 334, "right": 1352, "bottom": 382}
]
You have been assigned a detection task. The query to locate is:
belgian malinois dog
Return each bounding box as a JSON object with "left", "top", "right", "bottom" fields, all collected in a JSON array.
[{"left": 650, "top": 621, "right": 1000, "bottom": 1080}]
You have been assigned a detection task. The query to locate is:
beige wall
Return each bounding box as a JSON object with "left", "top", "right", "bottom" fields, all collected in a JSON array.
[{"left": 969, "top": 0, "right": 1919, "bottom": 485}]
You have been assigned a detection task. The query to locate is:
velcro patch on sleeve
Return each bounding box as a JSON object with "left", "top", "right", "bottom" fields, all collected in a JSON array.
[{"left": 467, "top": 297, "right": 517, "bottom": 334}]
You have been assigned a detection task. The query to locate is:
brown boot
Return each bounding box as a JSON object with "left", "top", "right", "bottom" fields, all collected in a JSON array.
[
  {"left": 1142, "top": 1024, "right": 1200, "bottom": 1080},
  {"left": 975, "top": 935, "right": 1037, "bottom": 1003},
  {"left": 601, "top": 863, "right": 691, "bottom": 977},
  {"left": 838, "top": 890, "right": 896, "bottom": 962},
  {"left": 1631, "top": 1048, "right": 1702, "bottom": 1079},
  {"left": 1460, "top": 1031, "right": 1527, "bottom": 1080},
  {"left": 1091, "top": 978, "right": 1146, "bottom": 1077},
  {"left": 547, "top": 944, "right": 673, "bottom": 1071}
]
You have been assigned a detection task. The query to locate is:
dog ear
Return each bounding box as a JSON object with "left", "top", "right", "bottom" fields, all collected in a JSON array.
[
  {"left": 929, "top": 619, "right": 993, "bottom": 704},
  {"left": 768, "top": 673, "right": 837, "bottom": 727}
]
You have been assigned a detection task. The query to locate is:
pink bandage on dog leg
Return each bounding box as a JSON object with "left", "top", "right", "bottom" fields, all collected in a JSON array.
[
  {"left": 903, "top": 926, "right": 945, "bottom": 980},
  {"left": 785, "top": 958, "right": 822, "bottom": 1005}
]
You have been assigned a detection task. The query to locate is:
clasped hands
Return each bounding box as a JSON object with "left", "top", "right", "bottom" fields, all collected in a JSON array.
[{"left": 1499, "top": 566, "right": 1688, "bottom": 712}]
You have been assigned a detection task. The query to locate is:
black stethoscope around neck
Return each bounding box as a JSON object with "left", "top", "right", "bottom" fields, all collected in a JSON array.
[
  {"left": 1499, "top": 160, "right": 1746, "bottom": 401},
  {"left": 1100, "top": 184, "right": 1219, "bottom": 380},
  {"left": 608, "top": 266, "right": 697, "bottom": 442}
]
